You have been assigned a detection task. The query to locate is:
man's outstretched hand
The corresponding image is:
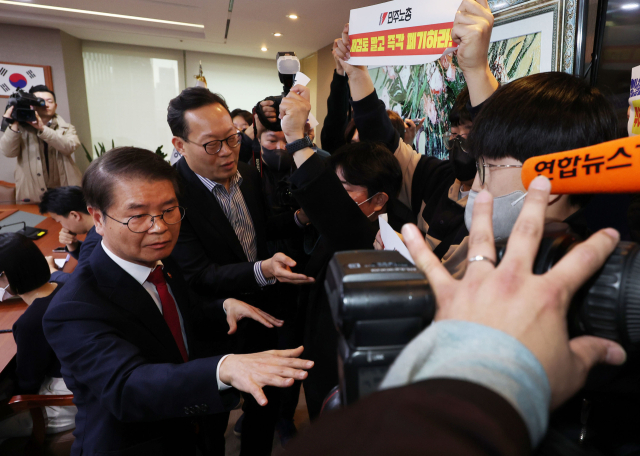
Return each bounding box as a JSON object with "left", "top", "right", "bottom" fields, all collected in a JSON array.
[
  {"left": 223, "top": 298, "right": 284, "bottom": 335},
  {"left": 402, "top": 175, "right": 627, "bottom": 408},
  {"left": 218, "top": 346, "right": 313, "bottom": 406},
  {"left": 261, "top": 252, "right": 315, "bottom": 285}
]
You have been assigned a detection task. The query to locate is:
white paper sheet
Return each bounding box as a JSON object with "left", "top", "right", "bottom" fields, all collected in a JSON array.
[
  {"left": 54, "top": 254, "right": 71, "bottom": 270},
  {"left": 379, "top": 214, "right": 414, "bottom": 264},
  {"left": 292, "top": 71, "right": 319, "bottom": 129}
]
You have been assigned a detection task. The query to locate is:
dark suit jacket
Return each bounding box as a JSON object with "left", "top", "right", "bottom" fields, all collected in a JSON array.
[
  {"left": 173, "top": 157, "right": 299, "bottom": 300},
  {"left": 285, "top": 379, "right": 531, "bottom": 456},
  {"left": 12, "top": 281, "right": 65, "bottom": 393},
  {"left": 43, "top": 244, "right": 238, "bottom": 456}
]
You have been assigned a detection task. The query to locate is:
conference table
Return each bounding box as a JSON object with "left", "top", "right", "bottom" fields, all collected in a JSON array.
[{"left": 0, "top": 203, "right": 83, "bottom": 375}]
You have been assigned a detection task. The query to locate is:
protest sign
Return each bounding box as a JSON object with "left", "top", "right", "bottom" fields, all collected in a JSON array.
[
  {"left": 348, "top": 0, "right": 459, "bottom": 66},
  {"left": 521, "top": 135, "right": 640, "bottom": 194},
  {"left": 629, "top": 65, "right": 640, "bottom": 137}
]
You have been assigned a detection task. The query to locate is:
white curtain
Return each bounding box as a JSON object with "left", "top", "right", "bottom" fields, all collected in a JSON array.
[{"left": 82, "top": 42, "right": 185, "bottom": 160}]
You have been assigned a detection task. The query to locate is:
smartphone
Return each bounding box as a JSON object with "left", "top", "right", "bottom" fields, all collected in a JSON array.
[{"left": 52, "top": 246, "right": 67, "bottom": 253}]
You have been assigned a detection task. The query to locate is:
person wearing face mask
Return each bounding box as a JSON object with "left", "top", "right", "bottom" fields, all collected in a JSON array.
[
  {"left": 333, "top": 21, "right": 492, "bottom": 260},
  {"left": 369, "top": 88, "right": 478, "bottom": 257},
  {"left": 0, "top": 233, "right": 77, "bottom": 443},
  {"left": 272, "top": 82, "right": 406, "bottom": 421}
]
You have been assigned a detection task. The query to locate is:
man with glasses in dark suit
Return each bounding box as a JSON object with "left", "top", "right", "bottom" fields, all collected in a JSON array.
[
  {"left": 43, "top": 147, "right": 313, "bottom": 456},
  {"left": 168, "top": 88, "right": 314, "bottom": 455}
]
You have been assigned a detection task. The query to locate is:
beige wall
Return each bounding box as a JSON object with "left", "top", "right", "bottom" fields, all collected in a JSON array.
[
  {"left": 0, "top": 25, "right": 91, "bottom": 182},
  {"left": 300, "top": 52, "right": 318, "bottom": 121},
  {"left": 61, "top": 31, "right": 92, "bottom": 173},
  {"left": 185, "top": 51, "right": 285, "bottom": 112}
]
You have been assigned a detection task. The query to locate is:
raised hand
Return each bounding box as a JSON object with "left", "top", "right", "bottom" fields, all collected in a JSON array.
[{"left": 451, "top": 0, "right": 499, "bottom": 105}]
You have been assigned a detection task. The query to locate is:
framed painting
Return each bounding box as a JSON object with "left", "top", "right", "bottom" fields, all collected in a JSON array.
[
  {"left": 0, "top": 62, "right": 53, "bottom": 98},
  {"left": 370, "top": 0, "right": 578, "bottom": 159}
]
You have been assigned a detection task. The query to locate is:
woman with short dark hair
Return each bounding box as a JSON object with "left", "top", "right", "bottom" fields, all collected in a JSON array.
[{"left": 0, "top": 233, "right": 76, "bottom": 440}]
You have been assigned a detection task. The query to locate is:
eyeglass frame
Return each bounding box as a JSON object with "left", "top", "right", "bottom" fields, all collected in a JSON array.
[
  {"left": 184, "top": 132, "right": 243, "bottom": 155},
  {"left": 442, "top": 132, "right": 469, "bottom": 151},
  {"left": 104, "top": 206, "right": 186, "bottom": 233},
  {"left": 476, "top": 156, "right": 523, "bottom": 186}
]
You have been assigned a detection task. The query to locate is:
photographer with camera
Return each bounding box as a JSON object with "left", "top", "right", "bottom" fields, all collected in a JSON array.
[
  {"left": 284, "top": 176, "right": 627, "bottom": 456},
  {"left": 0, "top": 85, "right": 82, "bottom": 203}
]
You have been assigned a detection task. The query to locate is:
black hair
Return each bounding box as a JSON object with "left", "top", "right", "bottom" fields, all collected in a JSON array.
[
  {"left": 468, "top": 72, "right": 617, "bottom": 208},
  {"left": 167, "top": 87, "right": 230, "bottom": 140},
  {"left": 39, "top": 186, "right": 89, "bottom": 216},
  {"left": 230, "top": 109, "right": 253, "bottom": 126},
  {"left": 0, "top": 233, "right": 50, "bottom": 294},
  {"left": 449, "top": 87, "right": 472, "bottom": 127},
  {"left": 330, "top": 142, "right": 402, "bottom": 199},
  {"left": 29, "top": 85, "right": 56, "bottom": 102},
  {"left": 83, "top": 147, "right": 180, "bottom": 214}
]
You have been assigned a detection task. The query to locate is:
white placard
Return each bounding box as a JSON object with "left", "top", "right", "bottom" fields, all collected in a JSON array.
[{"left": 348, "top": 0, "right": 459, "bottom": 66}]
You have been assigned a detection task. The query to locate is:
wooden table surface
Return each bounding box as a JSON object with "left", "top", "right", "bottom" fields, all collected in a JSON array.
[{"left": 0, "top": 203, "right": 83, "bottom": 373}]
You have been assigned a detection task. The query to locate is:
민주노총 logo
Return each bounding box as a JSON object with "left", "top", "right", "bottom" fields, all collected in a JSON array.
[{"left": 379, "top": 8, "right": 412, "bottom": 26}]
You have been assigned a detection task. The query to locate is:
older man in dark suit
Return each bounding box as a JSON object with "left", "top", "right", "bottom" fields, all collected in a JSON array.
[{"left": 43, "top": 147, "right": 313, "bottom": 456}]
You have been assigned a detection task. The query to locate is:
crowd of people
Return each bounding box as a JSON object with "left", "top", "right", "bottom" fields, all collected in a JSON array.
[{"left": 0, "top": 0, "right": 638, "bottom": 454}]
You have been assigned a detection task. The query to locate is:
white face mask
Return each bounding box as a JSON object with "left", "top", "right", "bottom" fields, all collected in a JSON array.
[
  {"left": 357, "top": 192, "right": 379, "bottom": 219},
  {"left": 464, "top": 190, "right": 527, "bottom": 241},
  {"left": 0, "top": 284, "right": 13, "bottom": 302}
]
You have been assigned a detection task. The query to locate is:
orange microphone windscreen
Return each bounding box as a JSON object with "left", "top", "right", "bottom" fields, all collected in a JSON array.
[{"left": 521, "top": 135, "right": 640, "bottom": 194}]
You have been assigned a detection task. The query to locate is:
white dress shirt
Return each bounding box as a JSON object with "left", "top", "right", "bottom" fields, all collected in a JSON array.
[{"left": 101, "top": 241, "right": 231, "bottom": 390}]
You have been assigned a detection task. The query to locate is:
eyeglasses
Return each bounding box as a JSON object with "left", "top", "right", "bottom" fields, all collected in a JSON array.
[
  {"left": 476, "top": 156, "right": 523, "bottom": 185},
  {"left": 105, "top": 206, "right": 186, "bottom": 233},
  {"left": 186, "top": 132, "right": 242, "bottom": 155},
  {"left": 443, "top": 132, "right": 468, "bottom": 151}
]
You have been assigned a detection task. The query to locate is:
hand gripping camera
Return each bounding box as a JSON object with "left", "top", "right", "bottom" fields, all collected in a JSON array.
[
  {"left": 325, "top": 224, "right": 640, "bottom": 406},
  {"left": 1, "top": 89, "right": 46, "bottom": 132}
]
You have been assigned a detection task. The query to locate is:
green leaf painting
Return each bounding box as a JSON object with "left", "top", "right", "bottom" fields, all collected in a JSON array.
[{"left": 370, "top": 32, "right": 541, "bottom": 159}]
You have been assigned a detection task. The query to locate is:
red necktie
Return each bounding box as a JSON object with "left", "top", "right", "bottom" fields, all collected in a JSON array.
[{"left": 146, "top": 266, "right": 189, "bottom": 362}]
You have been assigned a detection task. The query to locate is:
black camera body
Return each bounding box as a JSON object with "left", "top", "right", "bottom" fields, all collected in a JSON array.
[
  {"left": 325, "top": 228, "right": 640, "bottom": 406},
  {"left": 325, "top": 250, "right": 434, "bottom": 406},
  {"left": 7, "top": 89, "right": 45, "bottom": 123}
]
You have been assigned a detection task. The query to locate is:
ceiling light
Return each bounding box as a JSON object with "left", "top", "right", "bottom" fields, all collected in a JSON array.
[
  {"left": 0, "top": 0, "right": 204, "bottom": 28},
  {"left": 261, "top": 47, "right": 268, "bottom": 52},
  {"left": 273, "top": 32, "right": 282, "bottom": 37},
  {"left": 286, "top": 14, "right": 298, "bottom": 19},
  {"left": 621, "top": 2, "right": 639, "bottom": 8}
]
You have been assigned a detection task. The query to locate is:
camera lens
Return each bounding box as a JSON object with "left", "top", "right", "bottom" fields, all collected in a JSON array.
[{"left": 573, "top": 242, "right": 640, "bottom": 350}]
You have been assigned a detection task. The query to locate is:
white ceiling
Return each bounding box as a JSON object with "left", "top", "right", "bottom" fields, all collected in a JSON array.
[{"left": 0, "top": 0, "right": 380, "bottom": 59}]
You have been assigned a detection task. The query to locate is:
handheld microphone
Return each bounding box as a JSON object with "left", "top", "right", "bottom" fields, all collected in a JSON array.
[
  {"left": 522, "top": 135, "right": 640, "bottom": 194},
  {"left": 0, "top": 221, "right": 47, "bottom": 240},
  {"left": 0, "top": 198, "right": 31, "bottom": 204}
]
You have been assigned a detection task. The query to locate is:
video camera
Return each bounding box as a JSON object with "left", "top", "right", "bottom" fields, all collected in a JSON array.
[
  {"left": 325, "top": 224, "right": 640, "bottom": 406},
  {"left": 2, "top": 90, "right": 45, "bottom": 129},
  {"left": 276, "top": 51, "right": 300, "bottom": 96}
]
